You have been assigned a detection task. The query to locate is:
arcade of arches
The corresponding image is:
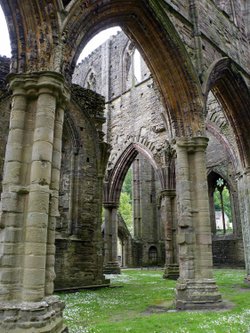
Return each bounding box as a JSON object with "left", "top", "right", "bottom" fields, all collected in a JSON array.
[{"left": 0, "top": 0, "right": 249, "bottom": 332}]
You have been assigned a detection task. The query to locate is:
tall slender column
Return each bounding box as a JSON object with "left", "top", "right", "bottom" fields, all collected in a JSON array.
[
  {"left": 133, "top": 158, "right": 142, "bottom": 240},
  {"left": 160, "top": 189, "right": 179, "bottom": 279},
  {"left": 0, "top": 85, "right": 27, "bottom": 301},
  {"left": 103, "top": 203, "right": 121, "bottom": 274},
  {"left": 208, "top": 185, "right": 217, "bottom": 235},
  {"left": 46, "top": 105, "right": 65, "bottom": 296},
  {"left": 175, "top": 137, "right": 222, "bottom": 309},
  {"left": 22, "top": 85, "right": 56, "bottom": 302},
  {"left": 237, "top": 169, "right": 250, "bottom": 283},
  {"left": 0, "top": 72, "right": 68, "bottom": 333}
]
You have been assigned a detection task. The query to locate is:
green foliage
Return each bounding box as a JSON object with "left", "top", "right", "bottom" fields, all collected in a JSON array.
[
  {"left": 122, "top": 168, "right": 132, "bottom": 199},
  {"left": 119, "top": 192, "right": 133, "bottom": 232},
  {"left": 119, "top": 168, "right": 133, "bottom": 232},
  {"left": 59, "top": 268, "right": 250, "bottom": 333},
  {"left": 214, "top": 187, "right": 232, "bottom": 223}
]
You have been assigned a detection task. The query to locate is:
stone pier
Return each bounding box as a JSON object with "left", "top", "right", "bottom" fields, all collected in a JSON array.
[
  {"left": 0, "top": 72, "right": 68, "bottom": 332},
  {"left": 103, "top": 203, "right": 121, "bottom": 274},
  {"left": 237, "top": 169, "right": 250, "bottom": 284},
  {"left": 160, "top": 189, "right": 179, "bottom": 280},
  {"left": 175, "top": 137, "right": 222, "bottom": 310}
]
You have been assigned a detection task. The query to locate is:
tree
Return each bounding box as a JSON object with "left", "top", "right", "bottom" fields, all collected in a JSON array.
[
  {"left": 119, "top": 192, "right": 133, "bottom": 233},
  {"left": 119, "top": 168, "right": 133, "bottom": 233},
  {"left": 214, "top": 187, "right": 232, "bottom": 223}
]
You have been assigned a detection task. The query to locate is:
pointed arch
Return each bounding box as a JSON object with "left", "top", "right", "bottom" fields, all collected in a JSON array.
[
  {"left": 64, "top": 109, "right": 81, "bottom": 154},
  {"left": 121, "top": 39, "right": 135, "bottom": 93},
  {"left": 82, "top": 68, "right": 97, "bottom": 91},
  {"left": 0, "top": 0, "right": 62, "bottom": 72},
  {"left": 203, "top": 57, "right": 250, "bottom": 167},
  {"left": 104, "top": 143, "right": 163, "bottom": 205},
  {"left": 62, "top": 0, "right": 204, "bottom": 137}
]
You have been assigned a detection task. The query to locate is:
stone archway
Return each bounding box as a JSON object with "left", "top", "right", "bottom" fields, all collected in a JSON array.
[
  {"left": 203, "top": 58, "right": 250, "bottom": 282},
  {"left": 203, "top": 57, "right": 250, "bottom": 167},
  {"left": 0, "top": 1, "right": 237, "bottom": 331},
  {"left": 62, "top": 0, "right": 205, "bottom": 137},
  {"left": 103, "top": 142, "right": 164, "bottom": 273}
]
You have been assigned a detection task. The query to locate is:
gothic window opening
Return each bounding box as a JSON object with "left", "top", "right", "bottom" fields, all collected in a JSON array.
[
  {"left": 133, "top": 49, "right": 142, "bottom": 83},
  {"left": 213, "top": 177, "right": 233, "bottom": 235},
  {"left": 85, "top": 71, "right": 96, "bottom": 91},
  {"left": 123, "top": 45, "right": 144, "bottom": 91},
  {"left": 119, "top": 167, "right": 133, "bottom": 235},
  {"left": 148, "top": 246, "right": 158, "bottom": 264}
]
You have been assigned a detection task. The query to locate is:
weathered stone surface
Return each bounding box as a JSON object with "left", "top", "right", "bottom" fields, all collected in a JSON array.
[
  {"left": 0, "top": 0, "right": 249, "bottom": 329},
  {"left": 0, "top": 296, "right": 67, "bottom": 333}
]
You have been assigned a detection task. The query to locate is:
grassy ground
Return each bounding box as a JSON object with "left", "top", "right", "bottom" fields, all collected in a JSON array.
[{"left": 58, "top": 268, "right": 250, "bottom": 333}]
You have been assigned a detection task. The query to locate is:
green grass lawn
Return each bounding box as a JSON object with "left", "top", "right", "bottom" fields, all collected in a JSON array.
[{"left": 58, "top": 268, "right": 250, "bottom": 333}]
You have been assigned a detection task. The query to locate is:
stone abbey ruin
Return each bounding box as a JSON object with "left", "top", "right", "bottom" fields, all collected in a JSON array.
[{"left": 0, "top": 0, "right": 250, "bottom": 332}]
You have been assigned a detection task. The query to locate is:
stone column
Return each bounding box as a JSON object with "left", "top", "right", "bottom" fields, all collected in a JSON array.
[
  {"left": 46, "top": 105, "right": 65, "bottom": 296},
  {"left": 103, "top": 203, "right": 121, "bottom": 274},
  {"left": 0, "top": 72, "right": 68, "bottom": 332},
  {"left": 160, "top": 189, "right": 179, "bottom": 280},
  {"left": 208, "top": 185, "right": 217, "bottom": 235},
  {"left": 0, "top": 84, "right": 27, "bottom": 302},
  {"left": 133, "top": 158, "right": 142, "bottom": 240},
  {"left": 175, "top": 137, "right": 222, "bottom": 310},
  {"left": 237, "top": 169, "right": 250, "bottom": 283}
]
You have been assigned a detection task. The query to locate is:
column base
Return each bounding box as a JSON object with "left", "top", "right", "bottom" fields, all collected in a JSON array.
[
  {"left": 244, "top": 275, "right": 250, "bottom": 285},
  {"left": 176, "top": 278, "right": 222, "bottom": 310},
  {"left": 103, "top": 261, "right": 121, "bottom": 274},
  {"left": 0, "top": 296, "right": 67, "bottom": 333},
  {"left": 163, "top": 264, "right": 179, "bottom": 280}
]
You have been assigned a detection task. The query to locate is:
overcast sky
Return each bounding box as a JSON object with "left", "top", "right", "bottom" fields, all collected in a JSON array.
[
  {"left": 0, "top": 6, "right": 120, "bottom": 62},
  {"left": 0, "top": 7, "right": 11, "bottom": 57}
]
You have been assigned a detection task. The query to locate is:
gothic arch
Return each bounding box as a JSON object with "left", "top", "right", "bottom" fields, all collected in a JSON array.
[
  {"left": 207, "top": 169, "right": 240, "bottom": 236},
  {"left": 62, "top": 0, "right": 204, "bottom": 137},
  {"left": 0, "top": 0, "right": 63, "bottom": 72},
  {"left": 83, "top": 68, "right": 97, "bottom": 91},
  {"left": 64, "top": 109, "right": 81, "bottom": 154},
  {"left": 207, "top": 168, "right": 236, "bottom": 193},
  {"left": 203, "top": 57, "right": 250, "bottom": 167},
  {"left": 121, "top": 39, "right": 135, "bottom": 93},
  {"left": 104, "top": 143, "right": 163, "bottom": 205},
  {"left": 206, "top": 122, "right": 239, "bottom": 172}
]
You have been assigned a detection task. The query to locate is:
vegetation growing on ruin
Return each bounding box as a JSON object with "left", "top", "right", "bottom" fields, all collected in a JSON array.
[
  {"left": 119, "top": 168, "right": 133, "bottom": 233},
  {"left": 59, "top": 269, "right": 250, "bottom": 333}
]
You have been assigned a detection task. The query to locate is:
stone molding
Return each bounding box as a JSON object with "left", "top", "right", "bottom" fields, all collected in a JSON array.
[{"left": 8, "top": 72, "right": 70, "bottom": 106}]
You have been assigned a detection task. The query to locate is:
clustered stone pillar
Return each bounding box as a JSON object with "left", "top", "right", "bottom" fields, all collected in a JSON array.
[
  {"left": 237, "top": 169, "right": 250, "bottom": 284},
  {"left": 175, "top": 137, "right": 222, "bottom": 309},
  {"left": 160, "top": 189, "right": 179, "bottom": 280},
  {"left": 0, "top": 72, "right": 69, "bottom": 332},
  {"left": 103, "top": 203, "right": 121, "bottom": 274}
]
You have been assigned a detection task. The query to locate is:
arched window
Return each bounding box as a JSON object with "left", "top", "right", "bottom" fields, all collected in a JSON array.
[
  {"left": 148, "top": 246, "right": 158, "bottom": 264},
  {"left": 122, "top": 43, "right": 144, "bottom": 92},
  {"left": 84, "top": 71, "right": 96, "bottom": 91},
  {"left": 213, "top": 177, "right": 233, "bottom": 235},
  {"left": 133, "top": 49, "right": 142, "bottom": 83},
  {"left": 123, "top": 42, "right": 134, "bottom": 91}
]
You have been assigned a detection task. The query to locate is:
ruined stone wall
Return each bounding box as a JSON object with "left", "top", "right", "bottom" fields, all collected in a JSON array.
[
  {"left": 73, "top": 27, "right": 245, "bottom": 267},
  {"left": 206, "top": 92, "right": 244, "bottom": 266},
  {"left": 73, "top": 32, "right": 169, "bottom": 267},
  {"left": 0, "top": 74, "right": 108, "bottom": 290},
  {"left": 132, "top": 153, "right": 164, "bottom": 266},
  {"left": 73, "top": 31, "right": 170, "bottom": 171},
  {"left": 163, "top": 0, "right": 250, "bottom": 76},
  {"left": 54, "top": 86, "right": 108, "bottom": 290},
  {"left": 212, "top": 238, "right": 245, "bottom": 267}
]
